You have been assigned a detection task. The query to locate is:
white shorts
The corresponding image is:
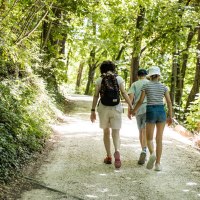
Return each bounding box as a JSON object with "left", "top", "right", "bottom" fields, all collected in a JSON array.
[{"left": 97, "top": 102, "right": 122, "bottom": 129}]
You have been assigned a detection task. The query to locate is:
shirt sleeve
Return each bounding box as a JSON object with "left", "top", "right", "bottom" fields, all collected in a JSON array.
[
  {"left": 127, "top": 83, "right": 135, "bottom": 94},
  {"left": 141, "top": 83, "right": 146, "bottom": 91},
  {"left": 116, "top": 76, "right": 124, "bottom": 85},
  {"left": 164, "top": 85, "right": 168, "bottom": 93},
  {"left": 95, "top": 77, "right": 102, "bottom": 86}
]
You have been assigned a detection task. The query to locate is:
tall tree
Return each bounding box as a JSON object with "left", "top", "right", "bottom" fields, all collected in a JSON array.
[
  {"left": 130, "top": 6, "right": 145, "bottom": 84},
  {"left": 75, "top": 61, "right": 84, "bottom": 93},
  {"left": 185, "top": 25, "right": 200, "bottom": 111},
  {"left": 175, "top": 28, "right": 196, "bottom": 106}
]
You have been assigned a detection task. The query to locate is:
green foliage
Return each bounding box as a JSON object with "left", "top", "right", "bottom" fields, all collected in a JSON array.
[
  {"left": 185, "top": 94, "right": 200, "bottom": 133},
  {"left": 0, "top": 77, "right": 56, "bottom": 183}
]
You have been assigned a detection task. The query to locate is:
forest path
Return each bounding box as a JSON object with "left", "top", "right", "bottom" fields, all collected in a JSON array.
[{"left": 19, "top": 94, "right": 200, "bottom": 200}]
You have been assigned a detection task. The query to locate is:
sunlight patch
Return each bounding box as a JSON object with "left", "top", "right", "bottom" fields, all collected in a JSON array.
[
  {"left": 84, "top": 183, "right": 96, "bottom": 188},
  {"left": 85, "top": 194, "right": 98, "bottom": 198},
  {"left": 109, "top": 194, "right": 119, "bottom": 197},
  {"left": 125, "top": 177, "right": 131, "bottom": 180},
  {"left": 99, "top": 173, "right": 107, "bottom": 176},
  {"left": 163, "top": 140, "right": 173, "bottom": 144},
  {"left": 176, "top": 145, "right": 188, "bottom": 149},
  {"left": 98, "top": 188, "right": 108, "bottom": 193},
  {"left": 182, "top": 189, "right": 190, "bottom": 192},
  {"left": 186, "top": 182, "right": 197, "bottom": 186},
  {"left": 121, "top": 144, "right": 135, "bottom": 147}
]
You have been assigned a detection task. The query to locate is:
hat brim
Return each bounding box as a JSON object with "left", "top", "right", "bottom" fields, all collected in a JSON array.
[{"left": 146, "top": 73, "right": 162, "bottom": 78}]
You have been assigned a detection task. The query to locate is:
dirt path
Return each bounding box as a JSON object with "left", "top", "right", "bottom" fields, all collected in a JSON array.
[{"left": 18, "top": 94, "right": 200, "bottom": 200}]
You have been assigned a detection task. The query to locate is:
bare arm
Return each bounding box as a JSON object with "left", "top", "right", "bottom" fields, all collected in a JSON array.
[
  {"left": 164, "top": 91, "right": 173, "bottom": 126},
  {"left": 119, "top": 83, "right": 134, "bottom": 109},
  {"left": 127, "top": 93, "right": 134, "bottom": 119},
  {"left": 90, "top": 85, "right": 100, "bottom": 123},
  {"left": 132, "top": 91, "right": 146, "bottom": 115}
]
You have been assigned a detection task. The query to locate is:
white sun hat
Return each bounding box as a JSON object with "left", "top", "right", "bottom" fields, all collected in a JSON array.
[{"left": 147, "top": 66, "right": 161, "bottom": 77}]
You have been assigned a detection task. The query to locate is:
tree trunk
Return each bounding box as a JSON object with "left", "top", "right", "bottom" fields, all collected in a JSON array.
[
  {"left": 85, "top": 47, "right": 97, "bottom": 95},
  {"left": 85, "top": 64, "right": 96, "bottom": 95},
  {"left": 115, "top": 46, "right": 125, "bottom": 61},
  {"left": 175, "top": 29, "right": 196, "bottom": 106},
  {"left": 85, "top": 20, "right": 98, "bottom": 95},
  {"left": 130, "top": 6, "right": 145, "bottom": 84},
  {"left": 185, "top": 25, "right": 200, "bottom": 111},
  {"left": 170, "top": 51, "right": 179, "bottom": 106},
  {"left": 169, "top": 0, "right": 192, "bottom": 119},
  {"left": 65, "top": 47, "right": 71, "bottom": 82},
  {"left": 75, "top": 62, "right": 84, "bottom": 94}
]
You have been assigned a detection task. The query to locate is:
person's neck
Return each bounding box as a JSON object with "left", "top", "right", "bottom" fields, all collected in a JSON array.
[
  {"left": 139, "top": 77, "right": 146, "bottom": 80},
  {"left": 151, "top": 79, "right": 159, "bottom": 82}
]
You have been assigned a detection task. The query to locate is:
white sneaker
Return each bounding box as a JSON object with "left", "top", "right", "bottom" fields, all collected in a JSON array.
[
  {"left": 154, "top": 163, "right": 162, "bottom": 171},
  {"left": 146, "top": 153, "right": 156, "bottom": 169}
]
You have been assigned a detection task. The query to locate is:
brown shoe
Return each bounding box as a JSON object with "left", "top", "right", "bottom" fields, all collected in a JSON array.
[
  {"left": 138, "top": 152, "right": 147, "bottom": 165},
  {"left": 104, "top": 156, "right": 112, "bottom": 164}
]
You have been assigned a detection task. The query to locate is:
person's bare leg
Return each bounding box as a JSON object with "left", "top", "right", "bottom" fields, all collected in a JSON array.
[
  {"left": 140, "top": 127, "right": 147, "bottom": 149},
  {"left": 138, "top": 127, "right": 147, "bottom": 165},
  {"left": 146, "top": 123, "right": 155, "bottom": 154},
  {"left": 139, "top": 129, "right": 143, "bottom": 149},
  {"left": 146, "top": 123, "right": 157, "bottom": 169},
  {"left": 112, "top": 129, "right": 121, "bottom": 168},
  {"left": 111, "top": 129, "right": 120, "bottom": 152},
  {"left": 155, "top": 122, "right": 165, "bottom": 164},
  {"left": 103, "top": 128, "right": 111, "bottom": 157}
]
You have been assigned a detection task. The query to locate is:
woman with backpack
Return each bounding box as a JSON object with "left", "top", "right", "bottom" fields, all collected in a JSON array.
[
  {"left": 90, "top": 60, "right": 133, "bottom": 169},
  {"left": 131, "top": 66, "right": 173, "bottom": 171}
]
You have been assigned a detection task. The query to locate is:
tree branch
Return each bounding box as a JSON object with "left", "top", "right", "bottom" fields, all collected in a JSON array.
[
  {"left": 16, "top": 3, "right": 45, "bottom": 44},
  {"left": 15, "top": 3, "right": 53, "bottom": 45}
]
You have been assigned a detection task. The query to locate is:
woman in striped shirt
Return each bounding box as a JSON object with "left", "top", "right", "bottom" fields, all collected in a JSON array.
[{"left": 132, "top": 66, "right": 173, "bottom": 171}]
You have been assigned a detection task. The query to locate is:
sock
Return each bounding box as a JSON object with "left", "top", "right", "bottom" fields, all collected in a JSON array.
[{"left": 142, "top": 147, "right": 147, "bottom": 153}]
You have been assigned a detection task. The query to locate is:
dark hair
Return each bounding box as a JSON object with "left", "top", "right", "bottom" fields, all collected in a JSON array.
[
  {"left": 150, "top": 74, "right": 160, "bottom": 79},
  {"left": 100, "top": 60, "right": 116, "bottom": 74},
  {"left": 138, "top": 69, "right": 147, "bottom": 77}
]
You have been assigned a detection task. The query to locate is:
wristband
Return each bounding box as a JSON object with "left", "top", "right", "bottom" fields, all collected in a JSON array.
[{"left": 91, "top": 109, "right": 95, "bottom": 112}]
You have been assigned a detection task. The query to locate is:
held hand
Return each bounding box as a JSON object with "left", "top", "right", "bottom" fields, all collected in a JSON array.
[
  {"left": 127, "top": 107, "right": 132, "bottom": 120},
  {"left": 131, "top": 108, "right": 136, "bottom": 116},
  {"left": 127, "top": 111, "right": 132, "bottom": 120},
  {"left": 166, "top": 117, "right": 173, "bottom": 126},
  {"left": 90, "top": 112, "right": 96, "bottom": 123}
]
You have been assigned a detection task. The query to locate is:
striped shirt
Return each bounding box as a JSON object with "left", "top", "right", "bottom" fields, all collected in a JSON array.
[{"left": 141, "top": 81, "right": 168, "bottom": 105}]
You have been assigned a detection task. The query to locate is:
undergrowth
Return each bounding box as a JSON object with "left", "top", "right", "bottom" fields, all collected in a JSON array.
[{"left": 0, "top": 76, "right": 58, "bottom": 183}]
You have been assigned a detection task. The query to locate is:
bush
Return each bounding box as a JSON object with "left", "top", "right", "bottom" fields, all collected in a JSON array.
[
  {"left": 0, "top": 77, "right": 56, "bottom": 183},
  {"left": 185, "top": 93, "right": 200, "bottom": 134}
]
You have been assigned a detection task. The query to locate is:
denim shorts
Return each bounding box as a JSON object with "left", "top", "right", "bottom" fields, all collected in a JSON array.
[{"left": 146, "top": 105, "right": 166, "bottom": 123}]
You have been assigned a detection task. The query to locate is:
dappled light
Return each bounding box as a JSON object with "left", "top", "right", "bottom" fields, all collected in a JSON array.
[
  {"left": 182, "top": 189, "right": 190, "bottom": 192},
  {"left": 99, "top": 173, "right": 107, "bottom": 176},
  {"left": 0, "top": 0, "right": 200, "bottom": 198},
  {"left": 181, "top": 180, "right": 200, "bottom": 199},
  {"left": 186, "top": 182, "right": 198, "bottom": 186},
  {"left": 18, "top": 96, "right": 200, "bottom": 200},
  {"left": 85, "top": 194, "right": 99, "bottom": 198},
  {"left": 67, "top": 94, "right": 93, "bottom": 102}
]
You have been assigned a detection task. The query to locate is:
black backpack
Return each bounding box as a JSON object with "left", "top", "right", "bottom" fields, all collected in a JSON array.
[{"left": 100, "top": 73, "right": 120, "bottom": 106}]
